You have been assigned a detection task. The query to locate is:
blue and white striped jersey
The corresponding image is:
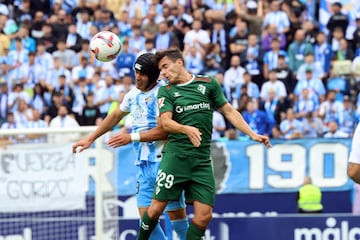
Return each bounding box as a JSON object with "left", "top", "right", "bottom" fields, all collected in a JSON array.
[{"left": 119, "top": 84, "right": 163, "bottom": 165}]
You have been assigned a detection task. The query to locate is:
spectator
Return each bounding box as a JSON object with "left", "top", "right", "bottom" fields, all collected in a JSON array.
[
  {"left": 141, "top": 7, "right": 159, "bottom": 40},
  {"left": 1, "top": 112, "right": 25, "bottom": 143},
  {"left": 314, "top": 31, "right": 332, "bottom": 75},
  {"left": 137, "top": 38, "right": 157, "bottom": 57},
  {"left": 52, "top": 38, "right": 76, "bottom": 70},
  {"left": 274, "top": 54, "right": 295, "bottom": 94},
  {"left": 229, "top": 18, "right": 248, "bottom": 57},
  {"left": 352, "top": 15, "right": 360, "bottom": 52},
  {"left": 260, "top": 89, "right": 283, "bottom": 125},
  {"left": 30, "top": 83, "right": 48, "bottom": 117},
  {"left": 95, "top": 75, "right": 118, "bottom": 118},
  {"left": 271, "top": 125, "right": 283, "bottom": 139},
  {"left": 294, "top": 88, "right": 318, "bottom": 120},
  {"left": 242, "top": 100, "right": 273, "bottom": 136},
  {"left": 52, "top": 9, "right": 70, "bottom": 40},
  {"left": 302, "top": 20, "right": 318, "bottom": 45},
  {"left": 330, "top": 27, "right": 344, "bottom": 52},
  {"left": 297, "top": 176, "right": 323, "bottom": 213},
  {"left": 35, "top": 40, "right": 54, "bottom": 71},
  {"left": 326, "top": 2, "right": 348, "bottom": 39},
  {"left": 10, "top": 25, "right": 36, "bottom": 52},
  {"left": 326, "top": 66, "right": 350, "bottom": 102},
  {"left": 302, "top": 112, "right": 325, "bottom": 138},
  {"left": 184, "top": 46, "right": 204, "bottom": 74},
  {"left": 318, "top": 90, "right": 344, "bottom": 126},
  {"left": 46, "top": 56, "right": 72, "bottom": 90},
  {"left": 116, "top": 9, "right": 132, "bottom": 38},
  {"left": 25, "top": 108, "right": 48, "bottom": 143},
  {"left": 333, "top": 38, "right": 353, "bottom": 61},
  {"left": 71, "top": 56, "right": 95, "bottom": 85},
  {"left": 75, "top": 39, "right": 96, "bottom": 66},
  {"left": 115, "top": 39, "right": 136, "bottom": 79},
  {"left": 44, "top": 91, "right": 63, "bottom": 123},
  {"left": 52, "top": 74, "right": 74, "bottom": 109},
  {"left": 280, "top": 108, "right": 303, "bottom": 139},
  {"left": 72, "top": 77, "right": 89, "bottom": 123},
  {"left": 339, "top": 96, "right": 356, "bottom": 136},
  {"left": 30, "top": 10, "right": 46, "bottom": 40},
  {"left": 40, "top": 23, "right": 57, "bottom": 53},
  {"left": 8, "top": 83, "right": 31, "bottom": 111},
  {"left": 210, "top": 20, "right": 227, "bottom": 60},
  {"left": 76, "top": 10, "right": 92, "bottom": 40},
  {"left": 81, "top": 91, "right": 102, "bottom": 126},
  {"left": 294, "top": 67, "right": 326, "bottom": 106},
  {"left": 260, "top": 69, "right": 287, "bottom": 102},
  {"left": 0, "top": 82, "right": 9, "bottom": 126},
  {"left": 223, "top": 55, "right": 245, "bottom": 107},
  {"left": 199, "top": 54, "right": 225, "bottom": 76},
  {"left": 261, "top": 24, "right": 287, "bottom": 52},
  {"left": 263, "top": 38, "right": 288, "bottom": 79},
  {"left": 238, "top": 72, "right": 260, "bottom": 101},
  {"left": 263, "top": 0, "right": 290, "bottom": 34},
  {"left": 296, "top": 52, "right": 325, "bottom": 81},
  {"left": 48, "top": 104, "right": 80, "bottom": 143},
  {"left": 183, "top": 19, "right": 210, "bottom": 57},
  {"left": 233, "top": 0, "right": 263, "bottom": 36},
  {"left": 128, "top": 24, "right": 146, "bottom": 55},
  {"left": 0, "top": 18, "right": 10, "bottom": 57},
  {"left": 19, "top": 51, "right": 46, "bottom": 90},
  {"left": 7, "top": 37, "right": 29, "bottom": 87},
  {"left": 154, "top": 21, "right": 179, "bottom": 51},
  {"left": 287, "top": 29, "right": 313, "bottom": 73},
  {"left": 65, "top": 23, "right": 83, "bottom": 52},
  {"left": 323, "top": 119, "right": 348, "bottom": 138}
]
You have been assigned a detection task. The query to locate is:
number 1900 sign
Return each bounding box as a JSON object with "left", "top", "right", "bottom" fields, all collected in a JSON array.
[{"left": 246, "top": 143, "right": 350, "bottom": 190}]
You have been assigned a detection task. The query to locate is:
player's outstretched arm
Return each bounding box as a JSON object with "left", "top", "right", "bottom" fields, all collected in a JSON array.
[
  {"left": 220, "top": 103, "right": 271, "bottom": 148},
  {"left": 72, "top": 108, "right": 128, "bottom": 153},
  {"left": 160, "top": 111, "right": 202, "bottom": 147},
  {"left": 107, "top": 126, "right": 169, "bottom": 148}
]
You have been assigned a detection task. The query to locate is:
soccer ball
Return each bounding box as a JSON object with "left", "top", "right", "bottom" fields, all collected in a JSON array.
[{"left": 90, "top": 31, "right": 122, "bottom": 62}]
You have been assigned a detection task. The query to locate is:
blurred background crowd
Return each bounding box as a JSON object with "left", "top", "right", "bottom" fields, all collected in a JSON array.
[{"left": 0, "top": 0, "right": 359, "bottom": 144}]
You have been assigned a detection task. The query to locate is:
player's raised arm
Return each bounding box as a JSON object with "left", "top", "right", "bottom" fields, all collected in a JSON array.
[
  {"left": 72, "top": 108, "right": 128, "bottom": 153},
  {"left": 220, "top": 102, "right": 271, "bottom": 148}
]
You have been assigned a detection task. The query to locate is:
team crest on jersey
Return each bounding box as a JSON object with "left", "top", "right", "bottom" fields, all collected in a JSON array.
[
  {"left": 198, "top": 84, "right": 206, "bottom": 94},
  {"left": 174, "top": 92, "right": 181, "bottom": 97},
  {"left": 158, "top": 97, "right": 165, "bottom": 108}
]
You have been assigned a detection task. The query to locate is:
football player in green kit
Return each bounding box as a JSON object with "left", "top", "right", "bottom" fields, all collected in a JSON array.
[{"left": 137, "top": 48, "right": 272, "bottom": 240}]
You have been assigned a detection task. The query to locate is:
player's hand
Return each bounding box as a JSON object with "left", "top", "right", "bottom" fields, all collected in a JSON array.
[
  {"left": 184, "top": 126, "right": 202, "bottom": 147},
  {"left": 107, "top": 133, "right": 131, "bottom": 148},
  {"left": 72, "top": 138, "right": 93, "bottom": 153},
  {"left": 251, "top": 134, "right": 272, "bottom": 148}
]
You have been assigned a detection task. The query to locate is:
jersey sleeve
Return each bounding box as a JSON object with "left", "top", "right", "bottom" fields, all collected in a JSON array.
[
  {"left": 210, "top": 76, "right": 228, "bottom": 109},
  {"left": 157, "top": 85, "right": 173, "bottom": 113},
  {"left": 119, "top": 90, "right": 132, "bottom": 113}
]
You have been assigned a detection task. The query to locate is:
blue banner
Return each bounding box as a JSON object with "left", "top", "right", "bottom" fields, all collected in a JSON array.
[
  {"left": 112, "top": 139, "right": 353, "bottom": 195},
  {"left": 2, "top": 214, "right": 360, "bottom": 240}
]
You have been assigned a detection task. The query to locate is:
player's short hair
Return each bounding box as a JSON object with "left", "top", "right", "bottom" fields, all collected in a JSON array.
[{"left": 155, "top": 48, "right": 184, "bottom": 65}]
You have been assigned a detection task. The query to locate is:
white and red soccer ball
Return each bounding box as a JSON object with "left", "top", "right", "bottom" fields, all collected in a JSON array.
[{"left": 90, "top": 31, "right": 122, "bottom": 62}]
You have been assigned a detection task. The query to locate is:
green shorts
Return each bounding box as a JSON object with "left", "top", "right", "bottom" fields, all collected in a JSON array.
[{"left": 153, "top": 152, "right": 215, "bottom": 207}]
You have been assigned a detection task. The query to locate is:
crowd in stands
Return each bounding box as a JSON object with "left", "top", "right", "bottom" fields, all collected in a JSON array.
[{"left": 0, "top": 0, "right": 359, "bottom": 144}]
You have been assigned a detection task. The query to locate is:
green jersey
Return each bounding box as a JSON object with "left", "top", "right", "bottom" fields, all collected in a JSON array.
[{"left": 158, "top": 75, "right": 228, "bottom": 157}]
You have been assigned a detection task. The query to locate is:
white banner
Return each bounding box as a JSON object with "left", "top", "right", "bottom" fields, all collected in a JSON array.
[{"left": 0, "top": 143, "right": 87, "bottom": 212}]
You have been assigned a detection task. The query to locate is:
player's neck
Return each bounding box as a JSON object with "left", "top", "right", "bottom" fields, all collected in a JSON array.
[{"left": 177, "top": 72, "right": 193, "bottom": 84}]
